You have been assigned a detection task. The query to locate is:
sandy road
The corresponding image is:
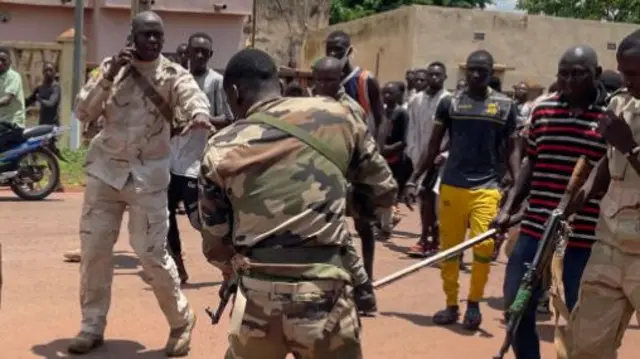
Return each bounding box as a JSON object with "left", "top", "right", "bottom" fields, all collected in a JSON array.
[{"left": 0, "top": 191, "right": 638, "bottom": 358}]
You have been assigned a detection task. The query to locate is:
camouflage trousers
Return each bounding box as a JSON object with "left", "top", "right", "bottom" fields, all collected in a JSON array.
[
  {"left": 224, "top": 276, "right": 362, "bottom": 359},
  {"left": 568, "top": 241, "right": 640, "bottom": 359},
  {"left": 79, "top": 175, "right": 190, "bottom": 335}
]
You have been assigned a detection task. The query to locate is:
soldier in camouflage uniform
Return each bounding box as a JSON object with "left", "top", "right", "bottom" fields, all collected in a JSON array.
[
  {"left": 199, "top": 48, "right": 397, "bottom": 358},
  {"left": 68, "top": 11, "right": 212, "bottom": 356},
  {"left": 567, "top": 30, "right": 640, "bottom": 358},
  {"left": 312, "top": 56, "right": 379, "bottom": 315}
]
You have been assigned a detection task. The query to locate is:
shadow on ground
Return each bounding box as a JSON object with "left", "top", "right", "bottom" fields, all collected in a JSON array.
[
  {"left": 31, "top": 338, "right": 165, "bottom": 359},
  {"left": 0, "top": 196, "right": 63, "bottom": 203},
  {"left": 113, "top": 251, "right": 140, "bottom": 270},
  {"left": 380, "top": 311, "right": 494, "bottom": 338},
  {"left": 391, "top": 230, "right": 420, "bottom": 240}
]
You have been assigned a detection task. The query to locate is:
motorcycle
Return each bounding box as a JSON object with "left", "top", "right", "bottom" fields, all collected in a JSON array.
[{"left": 0, "top": 124, "right": 67, "bottom": 200}]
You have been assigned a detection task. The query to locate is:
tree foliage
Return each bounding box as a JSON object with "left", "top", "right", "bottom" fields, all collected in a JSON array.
[
  {"left": 330, "top": 0, "right": 495, "bottom": 24},
  {"left": 517, "top": 0, "right": 640, "bottom": 24}
]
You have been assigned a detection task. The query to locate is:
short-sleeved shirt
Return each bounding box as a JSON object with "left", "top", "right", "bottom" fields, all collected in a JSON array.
[
  {"left": 170, "top": 68, "right": 232, "bottom": 178},
  {"left": 26, "top": 82, "right": 61, "bottom": 125},
  {"left": 0, "top": 68, "right": 25, "bottom": 127},
  {"left": 522, "top": 92, "right": 608, "bottom": 248},
  {"left": 435, "top": 88, "right": 517, "bottom": 189}
]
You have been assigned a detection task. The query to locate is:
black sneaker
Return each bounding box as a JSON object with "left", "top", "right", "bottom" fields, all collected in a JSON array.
[
  {"left": 462, "top": 303, "right": 482, "bottom": 331},
  {"left": 433, "top": 306, "right": 460, "bottom": 325},
  {"left": 354, "top": 282, "right": 378, "bottom": 316}
]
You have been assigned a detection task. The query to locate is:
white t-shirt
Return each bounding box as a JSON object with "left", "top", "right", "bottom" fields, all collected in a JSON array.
[
  {"left": 170, "top": 68, "right": 232, "bottom": 178},
  {"left": 405, "top": 88, "right": 450, "bottom": 177}
]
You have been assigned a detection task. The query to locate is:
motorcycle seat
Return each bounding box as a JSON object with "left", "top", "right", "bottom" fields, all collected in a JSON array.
[{"left": 22, "top": 125, "right": 54, "bottom": 139}]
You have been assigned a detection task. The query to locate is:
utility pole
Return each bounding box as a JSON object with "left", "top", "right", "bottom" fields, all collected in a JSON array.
[{"left": 70, "top": 0, "right": 84, "bottom": 149}]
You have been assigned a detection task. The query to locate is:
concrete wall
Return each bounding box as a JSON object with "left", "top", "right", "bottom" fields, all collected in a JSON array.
[
  {"left": 302, "top": 5, "right": 639, "bottom": 89},
  {"left": 302, "top": 7, "right": 415, "bottom": 84},
  {"left": 411, "top": 6, "right": 638, "bottom": 89}
]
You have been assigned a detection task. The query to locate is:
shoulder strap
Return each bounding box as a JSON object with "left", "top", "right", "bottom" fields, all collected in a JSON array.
[
  {"left": 248, "top": 112, "right": 348, "bottom": 175},
  {"left": 357, "top": 70, "right": 370, "bottom": 114},
  {"left": 129, "top": 66, "right": 174, "bottom": 123}
]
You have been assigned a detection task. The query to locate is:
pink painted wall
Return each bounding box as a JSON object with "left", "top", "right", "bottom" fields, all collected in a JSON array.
[
  {"left": 0, "top": 3, "right": 247, "bottom": 68},
  {"left": 92, "top": 9, "right": 245, "bottom": 68}
]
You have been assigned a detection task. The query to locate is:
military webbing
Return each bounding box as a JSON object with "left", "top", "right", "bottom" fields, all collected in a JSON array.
[{"left": 248, "top": 113, "right": 348, "bottom": 175}]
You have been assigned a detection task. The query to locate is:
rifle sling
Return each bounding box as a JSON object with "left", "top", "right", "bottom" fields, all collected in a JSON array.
[
  {"left": 129, "top": 66, "right": 174, "bottom": 124},
  {"left": 247, "top": 113, "right": 348, "bottom": 175}
]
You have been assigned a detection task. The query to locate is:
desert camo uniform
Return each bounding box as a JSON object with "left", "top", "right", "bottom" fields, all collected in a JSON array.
[
  {"left": 198, "top": 96, "right": 397, "bottom": 358},
  {"left": 71, "top": 54, "right": 210, "bottom": 353},
  {"left": 569, "top": 89, "right": 640, "bottom": 359}
]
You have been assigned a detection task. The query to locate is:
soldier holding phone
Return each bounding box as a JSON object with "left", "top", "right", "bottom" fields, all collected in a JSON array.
[{"left": 68, "top": 11, "right": 211, "bottom": 356}]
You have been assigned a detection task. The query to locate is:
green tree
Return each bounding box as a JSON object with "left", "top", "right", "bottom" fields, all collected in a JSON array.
[
  {"left": 517, "top": 0, "right": 640, "bottom": 23},
  {"left": 330, "top": 0, "right": 495, "bottom": 24}
]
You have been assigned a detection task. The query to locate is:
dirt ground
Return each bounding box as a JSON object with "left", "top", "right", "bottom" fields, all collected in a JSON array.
[{"left": 1, "top": 191, "right": 639, "bottom": 359}]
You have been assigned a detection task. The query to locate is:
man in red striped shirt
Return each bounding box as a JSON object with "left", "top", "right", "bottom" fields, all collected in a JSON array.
[{"left": 493, "top": 45, "right": 608, "bottom": 359}]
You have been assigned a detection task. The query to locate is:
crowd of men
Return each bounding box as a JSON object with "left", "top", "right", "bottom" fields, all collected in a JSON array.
[{"left": 2, "top": 7, "right": 638, "bottom": 359}]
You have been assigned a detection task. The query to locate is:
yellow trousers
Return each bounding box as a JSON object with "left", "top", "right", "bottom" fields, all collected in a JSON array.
[{"left": 438, "top": 184, "right": 501, "bottom": 306}]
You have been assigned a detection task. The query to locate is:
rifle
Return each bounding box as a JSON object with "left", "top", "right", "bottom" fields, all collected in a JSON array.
[
  {"left": 493, "top": 155, "right": 593, "bottom": 359},
  {"left": 205, "top": 278, "right": 238, "bottom": 325}
]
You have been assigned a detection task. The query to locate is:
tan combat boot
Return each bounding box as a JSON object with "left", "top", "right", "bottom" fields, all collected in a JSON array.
[
  {"left": 67, "top": 332, "right": 104, "bottom": 354},
  {"left": 63, "top": 249, "right": 81, "bottom": 263},
  {"left": 165, "top": 309, "right": 196, "bottom": 357}
]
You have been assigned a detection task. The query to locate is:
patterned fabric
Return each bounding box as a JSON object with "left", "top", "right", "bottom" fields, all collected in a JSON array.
[
  {"left": 522, "top": 92, "right": 607, "bottom": 247},
  {"left": 198, "top": 96, "right": 397, "bottom": 278},
  {"left": 75, "top": 55, "right": 210, "bottom": 192}
]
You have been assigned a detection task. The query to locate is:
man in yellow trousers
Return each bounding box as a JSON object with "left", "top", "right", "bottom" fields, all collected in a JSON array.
[{"left": 404, "top": 50, "right": 520, "bottom": 330}]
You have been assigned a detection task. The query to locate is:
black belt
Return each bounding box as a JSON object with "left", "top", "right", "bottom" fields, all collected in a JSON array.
[{"left": 246, "top": 246, "right": 345, "bottom": 267}]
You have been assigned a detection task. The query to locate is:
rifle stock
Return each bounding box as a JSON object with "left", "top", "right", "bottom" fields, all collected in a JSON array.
[
  {"left": 493, "top": 156, "right": 593, "bottom": 359},
  {"left": 205, "top": 279, "right": 237, "bottom": 325}
]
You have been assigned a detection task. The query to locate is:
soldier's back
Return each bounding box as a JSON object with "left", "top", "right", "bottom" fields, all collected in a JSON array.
[
  {"left": 207, "top": 96, "right": 360, "bottom": 253},
  {"left": 205, "top": 95, "right": 364, "bottom": 358}
]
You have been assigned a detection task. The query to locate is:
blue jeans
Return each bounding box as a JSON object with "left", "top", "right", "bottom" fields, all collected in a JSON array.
[{"left": 503, "top": 233, "right": 592, "bottom": 359}]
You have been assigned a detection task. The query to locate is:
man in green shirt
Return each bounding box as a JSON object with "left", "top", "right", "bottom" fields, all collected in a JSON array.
[{"left": 0, "top": 47, "right": 25, "bottom": 127}]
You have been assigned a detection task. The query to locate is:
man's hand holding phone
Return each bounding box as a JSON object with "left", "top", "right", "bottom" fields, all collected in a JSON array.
[{"left": 104, "top": 47, "right": 136, "bottom": 81}]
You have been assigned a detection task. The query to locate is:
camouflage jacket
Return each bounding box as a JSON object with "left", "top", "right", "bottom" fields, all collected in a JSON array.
[
  {"left": 75, "top": 55, "right": 210, "bottom": 192},
  {"left": 198, "top": 96, "right": 398, "bottom": 278}
]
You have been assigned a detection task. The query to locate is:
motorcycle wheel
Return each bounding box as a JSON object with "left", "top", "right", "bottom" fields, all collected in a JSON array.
[{"left": 10, "top": 147, "right": 60, "bottom": 201}]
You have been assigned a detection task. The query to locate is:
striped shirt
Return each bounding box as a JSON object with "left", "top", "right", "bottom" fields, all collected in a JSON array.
[{"left": 522, "top": 93, "right": 608, "bottom": 247}]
